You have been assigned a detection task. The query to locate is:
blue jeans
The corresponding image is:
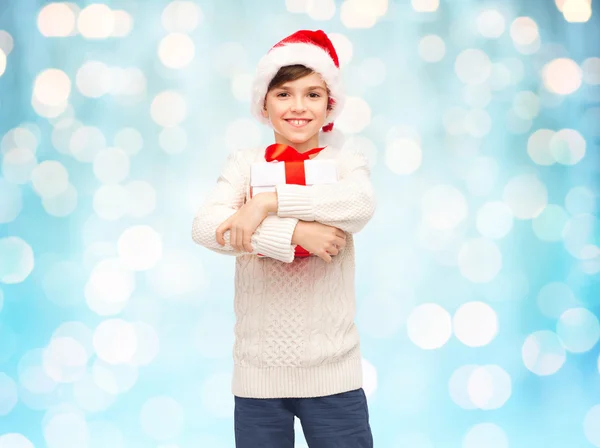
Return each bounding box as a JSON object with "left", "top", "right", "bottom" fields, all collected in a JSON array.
[{"left": 234, "top": 388, "right": 373, "bottom": 448}]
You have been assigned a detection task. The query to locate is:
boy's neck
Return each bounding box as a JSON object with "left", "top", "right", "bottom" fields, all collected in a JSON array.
[{"left": 273, "top": 133, "right": 320, "bottom": 154}]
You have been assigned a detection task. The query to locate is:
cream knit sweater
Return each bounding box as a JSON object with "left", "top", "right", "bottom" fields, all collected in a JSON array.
[{"left": 192, "top": 146, "right": 376, "bottom": 398}]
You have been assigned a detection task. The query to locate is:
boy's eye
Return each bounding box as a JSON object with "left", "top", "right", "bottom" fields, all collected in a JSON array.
[
  {"left": 308, "top": 93, "right": 320, "bottom": 98},
  {"left": 277, "top": 92, "right": 289, "bottom": 97}
]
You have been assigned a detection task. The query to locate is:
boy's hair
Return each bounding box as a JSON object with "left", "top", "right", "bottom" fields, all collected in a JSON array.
[{"left": 265, "top": 64, "right": 333, "bottom": 111}]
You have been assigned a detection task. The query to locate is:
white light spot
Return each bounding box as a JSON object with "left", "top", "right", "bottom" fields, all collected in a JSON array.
[
  {"left": 118, "top": 225, "right": 163, "bottom": 271},
  {"left": 306, "top": 0, "right": 336, "bottom": 21},
  {"left": 72, "top": 372, "right": 116, "bottom": 412},
  {"left": 0, "top": 237, "right": 34, "bottom": 284},
  {"left": 159, "top": 127, "right": 187, "bottom": 155},
  {"left": 476, "top": 202, "right": 513, "bottom": 239},
  {"left": 464, "top": 84, "right": 491, "bottom": 108},
  {"left": 0, "top": 31, "right": 14, "bottom": 56},
  {"left": 162, "top": 1, "right": 202, "bottom": 33},
  {"left": 582, "top": 57, "right": 600, "bottom": 85},
  {"left": 37, "top": 3, "right": 76, "bottom": 37},
  {"left": 542, "top": 58, "right": 582, "bottom": 95},
  {"left": 418, "top": 34, "right": 446, "bottom": 62},
  {"left": 140, "top": 396, "right": 185, "bottom": 441},
  {"left": 76, "top": 61, "right": 112, "bottom": 98},
  {"left": 550, "top": 128, "right": 586, "bottom": 165},
  {"left": 78, "top": 4, "right": 115, "bottom": 39},
  {"left": 503, "top": 174, "right": 548, "bottom": 219},
  {"left": 93, "top": 319, "right": 138, "bottom": 365},
  {"left": 513, "top": 91, "right": 540, "bottom": 120},
  {"left": 131, "top": 322, "right": 160, "bottom": 366},
  {"left": 522, "top": 330, "right": 566, "bottom": 375},
  {"left": 455, "top": 49, "right": 492, "bottom": 85},
  {"left": 385, "top": 138, "right": 421, "bottom": 175},
  {"left": 532, "top": 204, "right": 569, "bottom": 242},
  {"left": 201, "top": 372, "right": 234, "bottom": 417},
  {"left": 42, "top": 337, "right": 88, "bottom": 383},
  {"left": 33, "top": 69, "right": 71, "bottom": 107},
  {"left": 510, "top": 16, "right": 539, "bottom": 46},
  {"left": 537, "top": 282, "right": 579, "bottom": 319},
  {"left": 443, "top": 107, "right": 467, "bottom": 135},
  {"left": 458, "top": 238, "right": 502, "bottom": 283},
  {"left": 342, "top": 136, "right": 377, "bottom": 169},
  {"left": 52, "top": 322, "right": 94, "bottom": 359},
  {"left": 31, "top": 160, "right": 69, "bottom": 199},
  {"left": 213, "top": 42, "right": 247, "bottom": 78},
  {"left": 158, "top": 33, "right": 195, "bottom": 69},
  {"left": 110, "top": 67, "right": 147, "bottom": 97},
  {"left": 464, "top": 157, "right": 498, "bottom": 197},
  {"left": 86, "top": 258, "right": 135, "bottom": 311},
  {"left": 562, "top": 213, "right": 599, "bottom": 260},
  {"left": 286, "top": 0, "right": 309, "bottom": 13},
  {"left": 584, "top": 405, "right": 600, "bottom": 447},
  {"left": 477, "top": 10, "right": 506, "bottom": 38},
  {"left": 463, "top": 423, "right": 508, "bottom": 448},
  {"left": 563, "top": 0, "right": 592, "bottom": 22},
  {"left": 565, "top": 186, "right": 595, "bottom": 215},
  {"left": 114, "top": 127, "right": 143, "bottom": 156},
  {"left": 146, "top": 250, "right": 208, "bottom": 299},
  {"left": 527, "top": 129, "right": 556, "bottom": 166},
  {"left": 92, "top": 359, "right": 138, "bottom": 395},
  {"left": 93, "top": 148, "right": 130, "bottom": 184},
  {"left": 112, "top": 10, "right": 133, "bottom": 37},
  {"left": 411, "top": 0, "right": 439, "bottom": 12},
  {"left": 93, "top": 184, "right": 129, "bottom": 221},
  {"left": 0, "top": 179, "right": 22, "bottom": 223},
  {"left": 328, "top": 33, "right": 352, "bottom": 67},
  {"left": 467, "top": 365, "right": 511, "bottom": 410},
  {"left": 464, "top": 108, "right": 492, "bottom": 137},
  {"left": 421, "top": 185, "right": 468, "bottom": 230},
  {"left": 407, "top": 303, "right": 452, "bottom": 350},
  {"left": 225, "top": 118, "right": 261, "bottom": 151},
  {"left": 0, "top": 434, "right": 34, "bottom": 448},
  {"left": 361, "top": 358, "right": 378, "bottom": 398},
  {"left": 453, "top": 302, "right": 498, "bottom": 347},
  {"left": 151, "top": 91, "right": 187, "bottom": 127},
  {"left": 70, "top": 126, "right": 107, "bottom": 162},
  {"left": 340, "top": 0, "right": 379, "bottom": 28},
  {"left": 0, "top": 373, "right": 18, "bottom": 415},
  {"left": 357, "top": 58, "right": 386, "bottom": 87},
  {"left": 42, "top": 183, "right": 78, "bottom": 217},
  {"left": 556, "top": 308, "right": 600, "bottom": 353},
  {"left": 125, "top": 181, "right": 156, "bottom": 218},
  {"left": 231, "top": 73, "right": 253, "bottom": 102},
  {"left": 0, "top": 49, "right": 5, "bottom": 78},
  {"left": 449, "top": 364, "right": 478, "bottom": 409}
]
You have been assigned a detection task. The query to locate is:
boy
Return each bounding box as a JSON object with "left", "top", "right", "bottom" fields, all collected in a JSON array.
[{"left": 192, "top": 30, "right": 376, "bottom": 448}]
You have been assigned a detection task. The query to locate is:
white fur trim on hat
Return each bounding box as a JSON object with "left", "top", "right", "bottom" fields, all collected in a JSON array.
[{"left": 250, "top": 42, "right": 346, "bottom": 127}]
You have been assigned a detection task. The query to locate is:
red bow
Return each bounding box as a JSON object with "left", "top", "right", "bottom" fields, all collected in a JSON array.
[{"left": 264, "top": 144, "right": 326, "bottom": 258}]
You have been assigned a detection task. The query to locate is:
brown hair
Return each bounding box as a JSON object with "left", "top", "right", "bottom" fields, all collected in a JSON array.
[{"left": 265, "top": 64, "right": 332, "bottom": 110}]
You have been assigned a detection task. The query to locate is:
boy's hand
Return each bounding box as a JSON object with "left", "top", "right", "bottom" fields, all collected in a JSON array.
[
  {"left": 292, "top": 221, "right": 347, "bottom": 263},
  {"left": 216, "top": 196, "right": 271, "bottom": 252}
]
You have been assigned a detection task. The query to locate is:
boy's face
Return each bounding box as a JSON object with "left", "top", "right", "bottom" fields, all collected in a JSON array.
[{"left": 262, "top": 72, "right": 330, "bottom": 152}]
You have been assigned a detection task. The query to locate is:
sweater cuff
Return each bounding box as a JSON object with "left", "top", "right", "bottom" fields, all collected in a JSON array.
[
  {"left": 275, "top": 184, "right": 315, "bottom": 221},
  {"left": 251, "top": 215, "right": 299, "bottom": 263}
]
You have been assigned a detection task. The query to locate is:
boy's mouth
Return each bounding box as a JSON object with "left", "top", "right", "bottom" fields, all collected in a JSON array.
[{"left": 285, "top": 119, "right": 312, "bottom": 128}]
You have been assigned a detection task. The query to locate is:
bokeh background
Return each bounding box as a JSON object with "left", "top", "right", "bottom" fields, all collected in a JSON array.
[{"left": 0, "top": 0, "right": 599, "bottom": 447}]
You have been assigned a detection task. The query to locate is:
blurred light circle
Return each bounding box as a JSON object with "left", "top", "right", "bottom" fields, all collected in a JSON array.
[
  {"left": 328, "top": 33, "right": 353, "bottom": 67},
  {"left": 43, "top": 412, "right": 90, "bottom": 448},
  {"left": 125, "top": 181, "right": 156, "bottom": 218},
  {"left": 87, "top": 258, "right": 135, "bottom": 307},
  {"left": 93, "top": 319, "right": 138, "bottom": 365},
  {"left": 70, "top": 126, "right": 107, "bottom": 162},
  {"left": 83, "top": 242, "right": 117, "bottom": 271},
  {"left": 0, "top": 237, "right": 34, "bottom": 284},
  {"left": 31, "top": 160, "right": 69, "bottom": 198},
  {"left": 421, "top": 185, "right": 467, "bottom": 230},
  {"left": 532, "top": 204, "right": 569, "bottom": 242},
  {"left": 514, "top": 38, "right": 541, "bottom": 55},
  {"left": 510, "top": 16, "right": 539, "bottom": 45},
  {"left": 563, "top": 0, "right": 592, "bottom": 22},
  {"left": 151, "top": 91, "right": 187, "bottom": 127},
  {"left": 465, "top": 157, "right": 498, "bottom": 197},
  {"left": 42, "top": 184, "right": 78, "bottom": 217},
  {"left": 361, "top": 357, "right": 378, "bottom": 398},
  {"left": 146, "top": 250, "right": 208, "bottom": 299},
  {"left": 33, "top": 69, "right": 71, "bottom": 107},
  {"left": 407, "top": 303, "right": 452, "bottom": 350},
  {"left": 140, "top": 396, "right": 185, "bottom": 441},
  {"left": 72, "top": 373, "right": 116, "bottom": 412},
  {"left": 52, "top": 322, "right": 94, "bottom": 359},
  {"left": 110, "top": 67, "right": 147, "bottom": 97},
  {"left": 464, "top": 84, "right": 491, "bottom": 108},
  {"left": 582, "top": 57, "right": 600, "bottom": 84},
  {"left": 385, "top": 138, "right": 422, "bottom": 175},
  {"left": 411, "top": 0, "right": 439, "bottom": 12},
  {"left": 52, "top": 119, "right": 81, "bottom": 155},
  {"left": 114, "top": 127, "right": 143, "bottom": 156},
  {"left": 93, "top": 184, "right": 129, "bottom": 221},
  {"left": 306, "top": 0, "right": 336, "bottom": 21},
  {"left": 453, "top": 302, "right": 498, "bottom": 347},
  {"left": 213, "top": 42, "right": 248, "bottom": 78},
  {"left": 477, "top": 9, "right": 505, "bottom": 38},
  {"left": 0, "top": 49, "right": 6, "bottom": 78},
  {"left": 0, "top": 373, "right": 18, "bottom": 415},
  {"left": 503, "top": 174, "right": 548, "bottom": 219},
  {"left": 195, "top": 313, "right": 236, "bottom": 358},
  {"left": 527, "top": 129, "right": 556, "bottom": 165},
  {"left": 537, "top": 282, "right": 579, "bottom": 319},
  {"left": 458, "top": 238, "right": 502, "bottom": 283},
  {"left": 556, "top": 308, "right": 600, "bottom": 353},
  {"left": 224, "top": 118, "right": 261, "bottom": 151},
  {"left": 550, "top": 129, "right": 586, "bottom": 165},
  {"left": 522, "top": 330, "right": 566, "bottom": 375},
  {"left": 342, "top": 136, "right": 377, "bottom": 169},
  {"left": 357, "top": 58, "right": 386, "bottom": 86},
  {"left": 584, "top": 405, "right": 600, "bottom": 447},
  {"left": 386, "top": 124, "right": 421, "bottom": 145},
  {"left": 18, "top": 349, "right": 57, "bottom": 395},
  {"left": 201, "top": 372, "right": 234, "bottom": 417},
  {"left": 513, "top": 91, "right": 540, "bottom": 119},
  {"left": 78, "top": 4, "right": 115, "bottom": 39},
  {"left": 31, "top": 97, "right": 68, "bottom": 119},
  {"left": 159, "top": 126, "right": 187, "bottom": 154},
  {"left": 463, "top": 423, "right": 508, "bottom": 448},
  {"left": 286, "top": 0, "right": 309, "bottom": 13},
  {"left": 231, "top": 73, "right": 253, "bottom": 102},
  {"left": 1, "top": 128, "right": 39, "bottom": 155},
  {"left": 443, "top": 107, "right": 467, "bottom": 135},
  {"left": 467, "top": 365, "right": 511, "bottom": 410},
  {"left": 340, "top": 0, "right": 378, "bottom": 28},
  {"left": 488, "top": 63, "right": 511, "bottom": 90},
  {"left": 162, "top": 1, "right": 202, "bottom": 33},
  {"left": 562, "top": 213, "right": 599, "bottom": 260},
  {"left": 38, "top": 3, "right": 76, "bottom": 37},
  {"left": 158, "top": 33, "right": 195, "bottom": 69},
  {"left": 112, "top": 10, "right": 133, "bottom": 37},
  {"left": 449, "top": 364, "right": 478, "bottom": 409},
  {"left": 93, "top": 148, "right": 130, "bottom": 184},
  {"left": 76, "top": 61, "right": 112, "bottom": 98},
  {"left": 418, "top": 34, "right": 445, "bottom": 63},
  {"left": 565, "top": 186, "right": 595, "bottom": 215},
  {"left": 476, "top": 201, "right": 513, "bottom": 239},
  {"left": 130, "top": 322, "right": 160, "bottom": 366},
  {"left": 0, "top": 434, "right": 34, "bottom": 448},
  {"left": 0, "top": 179, "right": 22, "bottom": 223},
  {"left": 464, "top": 109, "right": 492, "bottom": 137},
  {"left": 542, "top": 58, "right": 582, "bottom": 95},
  {"left": 0, "top": 30, "right": 14, "bottom": 55},
  {"left": 42, "top": 337, "right": 87, "bottom": 384},
  {"left": 455, "top": 49, "right": 492, "bottom": 85},
  {"left": 92, "top": 359, "right": 138, "bottom": 395},
  {"left": 118, "top": 225, "right": 163, "bottom": 271}
]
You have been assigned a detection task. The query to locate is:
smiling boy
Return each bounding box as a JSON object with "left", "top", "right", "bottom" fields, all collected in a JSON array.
[{"left": 192, "top": 30, "right": 376, "bottom": 448}]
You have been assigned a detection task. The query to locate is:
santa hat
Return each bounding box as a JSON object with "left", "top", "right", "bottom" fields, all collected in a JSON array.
[{"left": 251, "top": 29, "right": 345, "bottom": 133}]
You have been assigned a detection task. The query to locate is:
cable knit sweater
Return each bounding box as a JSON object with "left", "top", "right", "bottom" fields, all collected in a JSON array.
[{"left": 192, "top": 145, "right": 376, "bottom": 398}]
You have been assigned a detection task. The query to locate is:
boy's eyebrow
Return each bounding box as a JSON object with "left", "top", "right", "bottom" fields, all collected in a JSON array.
[{"left": 276, "top": 85, "right": 327, "bottom": 92}]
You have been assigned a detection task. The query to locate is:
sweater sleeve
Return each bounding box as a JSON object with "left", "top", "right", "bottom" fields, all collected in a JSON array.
[
  {"left": 275, "top": 150, "right": 376, "bottom": 234},
  {"left": 191, "top": 151, "right": 299, "bottom": 263}
]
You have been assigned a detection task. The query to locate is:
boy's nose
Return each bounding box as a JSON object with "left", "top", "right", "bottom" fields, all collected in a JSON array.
[{"left": 291, "top": 98, "right": 306, "bottom": 112}]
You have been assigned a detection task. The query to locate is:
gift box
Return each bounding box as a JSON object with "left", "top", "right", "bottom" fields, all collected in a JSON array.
[{"left": 249, "top": 158, "right": 338, "bottom": 258}]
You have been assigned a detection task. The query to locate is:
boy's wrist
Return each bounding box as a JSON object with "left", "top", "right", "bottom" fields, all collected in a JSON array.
[
  {"left": 291, "top": 220, "right": 305, "bottom": 245},
  {"left": 254, "top": 192, "right": 278, "bottom": 214}
]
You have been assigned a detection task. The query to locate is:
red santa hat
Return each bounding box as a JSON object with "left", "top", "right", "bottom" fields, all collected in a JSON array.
[{"left": 251, "top": 29, "right": 345, "bottom": 133}]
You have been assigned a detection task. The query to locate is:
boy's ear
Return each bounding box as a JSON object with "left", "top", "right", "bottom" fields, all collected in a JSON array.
[{"left": 261, "top": 106, "right": 268, "bottom": 119}]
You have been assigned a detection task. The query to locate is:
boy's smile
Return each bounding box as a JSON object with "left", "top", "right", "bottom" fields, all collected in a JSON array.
[{"left": 262, "top": 72, "right": 330, "bottom": 153}]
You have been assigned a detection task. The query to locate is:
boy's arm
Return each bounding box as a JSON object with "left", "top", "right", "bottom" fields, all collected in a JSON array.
[
  {"left": 275, "top": 150, "right": 376, "bottom": 234},
  {"left": 192, "top": 152, "right": 299, "bottom": 263}
]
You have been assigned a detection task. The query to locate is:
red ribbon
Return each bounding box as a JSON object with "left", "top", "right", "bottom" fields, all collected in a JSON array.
[{"left": 264, "top": 144, "right": 326, "bottom": 258}]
